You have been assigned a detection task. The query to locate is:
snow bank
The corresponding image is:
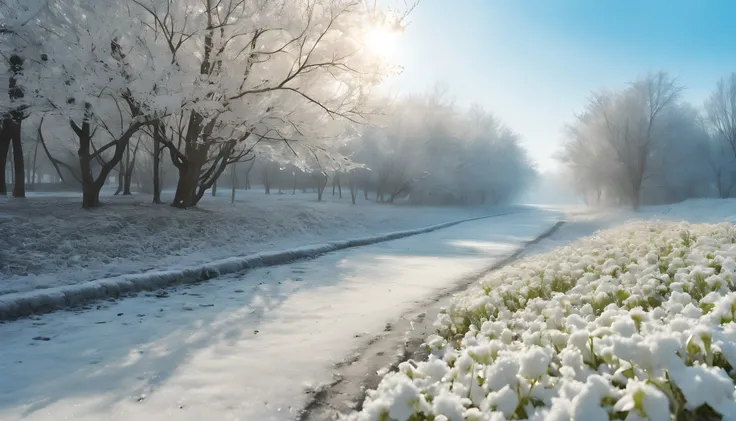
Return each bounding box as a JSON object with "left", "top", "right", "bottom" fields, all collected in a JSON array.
[
  {"left": 0, "top": 211, "right": 515, "bottom": 320},
  {"left": 0, "top": 189, "right": 508, "bottom": 295},
  {"left": 349, "top": 220, "right": 736, "bottom": 421}
]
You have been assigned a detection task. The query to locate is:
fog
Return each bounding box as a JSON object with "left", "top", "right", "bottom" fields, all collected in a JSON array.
[{"left": 558, "top": 72, "right": 736, "bottom": 209}]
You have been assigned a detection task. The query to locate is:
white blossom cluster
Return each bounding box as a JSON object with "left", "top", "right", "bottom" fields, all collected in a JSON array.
[{"left": 347, "top": 221, "right": 736, "bottom": 421}]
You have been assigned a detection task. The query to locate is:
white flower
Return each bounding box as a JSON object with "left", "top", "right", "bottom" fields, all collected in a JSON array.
[
  {"left": 669, "top": 363, "right": 734, "bottom": 411},
  {"left": 432, "top": 389, "right": 467, "bottom": 421},
  {"left": 485, "top": 358, "right": 520, "bottom": 391},
  {"left": 519, "top": 346, "right": 553, "bottom": 379},
  {"left": 488, "top": 385, "right": 518, "bottom": 417},
  {"left": 614, "top": 381, "right": 669, "bottom": 421},
  {"left": 351, "top": 221, "right": 736, "bottom": 421}
]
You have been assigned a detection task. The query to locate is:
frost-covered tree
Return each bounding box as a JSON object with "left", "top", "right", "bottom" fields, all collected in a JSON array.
[
  {"left": 704, "top": 73, "right": 736, "bottom": 197},
  {"left": 560, "top": 72, "right": 718, "bottom": 208},
  {"left": 128, "top": 0, "right": 406, "bottom": 207},
  {"left": 0, "top": 0, "right": 411, "bottom": 208},
  {"left": 351, "top": 87, "right": 534, "bottom": 205},
  {"left": 27, "top": 0, "right": 160, "bottom": 207},
  {"left": 0, "top": 0, "right": 50, "bottom": 197},
  {"left": 649, "top": 103, "right": 712, "bottom": 203},
  {"left": 706, "top": 73, "right": 736, "bottom": 158},
  {"left": 560, "top": 72, "right": 696, "bottom": 208}
]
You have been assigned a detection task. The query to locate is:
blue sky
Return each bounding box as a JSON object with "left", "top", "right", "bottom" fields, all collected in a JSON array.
[{"left": 387, "top": 0, "right": 736, "bottom": 172}]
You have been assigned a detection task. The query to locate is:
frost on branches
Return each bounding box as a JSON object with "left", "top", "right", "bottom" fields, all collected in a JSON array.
[
  {"left": 3, "top": 0, "right": 411, "bottom": 207},
  {"left": 349, "top": 221, "right": 736, "bottom": 421}
]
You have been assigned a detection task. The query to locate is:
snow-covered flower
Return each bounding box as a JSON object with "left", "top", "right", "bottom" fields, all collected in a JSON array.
[{"left": 347, "top": 221, "right": 736, "bottom": 421}]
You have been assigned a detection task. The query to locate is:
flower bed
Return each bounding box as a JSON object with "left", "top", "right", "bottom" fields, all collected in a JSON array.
[{"left": 349, "top": 221, "right": 736, "bottom": 421}]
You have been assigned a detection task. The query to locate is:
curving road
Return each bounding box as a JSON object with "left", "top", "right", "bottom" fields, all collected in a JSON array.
[{"left": 0, "top": 208, "right": 560, "bottom": 421}]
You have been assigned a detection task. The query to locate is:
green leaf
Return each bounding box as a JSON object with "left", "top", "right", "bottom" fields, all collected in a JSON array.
[{"left": 632, "top": 389, "right": 645, "bottom": 412}]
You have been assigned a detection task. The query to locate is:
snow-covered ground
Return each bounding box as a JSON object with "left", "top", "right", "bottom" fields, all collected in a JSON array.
[
  {"left": 0, "top": 188, "right": 511, "bottom": 295},
  {"left": 2, "top": 197, "right": 735, "bottom": 421},
  {"left": 348, "top": 201, "right": 736, "bottom": 421},
  {"left": 524, "top": 199, "right": 736, "bottom": 256},
  {"left": 0, "top": 209, "right": 561, "bottom": 421}
]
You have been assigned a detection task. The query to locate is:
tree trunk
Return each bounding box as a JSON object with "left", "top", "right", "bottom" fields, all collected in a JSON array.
[
  {"left": 263, "top": 165, "right": 271, "bottom": 194},
  {"left": 212, "top": 178, "right": 217, "bottom": 196},
  {"left": 25, "top": 145, "right": 31, "bottom": 189},
  {"left": 152, "top": 123, "right": 163, "bottom": 204},
  {"left": 114, "top": 161, "right": 124, "bottom": 195},
  {"left": 71, "top": 103, "right": 144, "bottom": 208},
  {"left": 123, "top": 141, "right": 136, "bottom": 195},
  {"left": 631, "top": 193, "right": 641, "bottom": 210},
  {"left": 9, "top": 117, "right": 24, "bottom": 197},
  {"left": 123, "top": 169, "right": 133, "bottom": 195},
  {"left": 376, "top": 179, "right": 384, "bottom": 202},
  {"left": 31, "top": 138, "right": 39, "bottom": 190},
  {"left": 316, "top": 173, "right": 328, "bottom": 202},
  {"left": 332, "top": 171, "right": 342, "bottom": 197},
  {"left": 5, "top": 55, "right": 24, "bottom": 197},
  {"left": 169, "top": 113, "right": 212, "bottom": 208},
  {"left": 170, "top": 147, "right": 226, "bottom": 209},
  {"left": 82, "top": 181, "right": 101, "bottom": 208},
  {"left": 231, "top": 162, "right": 236, "bottom": 204},
  {"left": 243, "top": 159, "right": 254, "bottom": 190},
  {"left": 172, "top": 167, "right": 196, "bottom": 208},
  {"left": 80, "top": 164, "right": 100, "bottom": 207},
  {"left": 9, "top": 146, "right": 14, "bottom": 184},
  {"left": 77, "top": 119, "right": 102, "bottom": 209},
  {"left": 0, "top": 121, "right": 9, "bottom": 196},
  {"left": 630, "top": 174, "right": 643, "bottom": 210},
  {"left": 348, "top": 174, "right": 357, "bottom": 205},
  {"left": 172, "top": 161, "right": 202, "bottom": 208}
]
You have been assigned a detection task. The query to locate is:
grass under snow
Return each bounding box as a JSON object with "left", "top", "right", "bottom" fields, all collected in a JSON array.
[
  {"left": 349, "top": 219, "right": 736, "bottom": 421},
  {"left": 0, "top": 188, "right": 502, "bottom": 295}
]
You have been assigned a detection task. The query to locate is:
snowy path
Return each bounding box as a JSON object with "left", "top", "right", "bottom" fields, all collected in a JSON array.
[{"left": 0, "top": 209, "right": 559, "bottom": 421}]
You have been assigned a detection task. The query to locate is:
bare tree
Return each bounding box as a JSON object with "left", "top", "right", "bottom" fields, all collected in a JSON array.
[
  {"left": 332, "top": 171, "right": 342, "bottom": 198},
  {"left": 0, "top": 54, "right": 27, "bottom": 197},
  {"left": 230, "top": 162, "right": 237, "bottom": 204},
  {"left": 122, "top": 136, "right": 141, "bottom": 195},
  {"left": 706, "top": 73, "right": 736, "bottom": 159},
  {"left": 263, "top": 162, "right": 276, "bottom": 194},
  {"left": 0, "top": 0, "right": 51, "bottom": 196},
  {"left": 348, "top": 169, "right": 359, "bottom": 204},
  {"left": 243, "top": 157, "right": 255, "bottom": 190},
  {"left": 151, "top": 123, "right": 165, "bottom": 203},
  {"left": 582, "top": 73, "right": 682, "bottom": 209}
]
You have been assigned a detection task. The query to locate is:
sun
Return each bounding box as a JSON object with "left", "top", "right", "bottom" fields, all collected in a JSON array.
[{"left": 365, "top": 26, "right": 400, "bottom": 59}]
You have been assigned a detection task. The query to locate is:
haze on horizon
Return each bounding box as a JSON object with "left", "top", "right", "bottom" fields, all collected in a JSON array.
[{"left": 386, "top": 0, "right": 736, "bottom": 174}]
